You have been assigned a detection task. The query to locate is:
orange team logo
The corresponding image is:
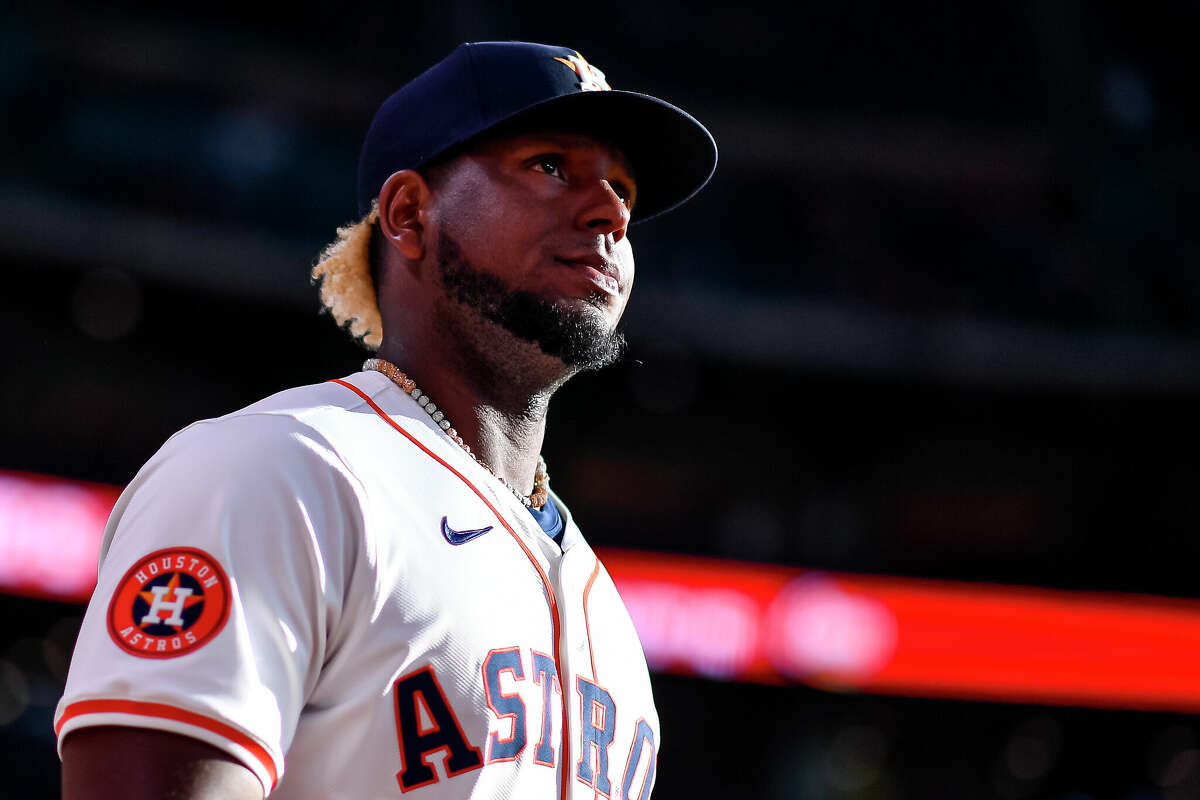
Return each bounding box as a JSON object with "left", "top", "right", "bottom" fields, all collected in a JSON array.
[
  {"left": 554, "top": 51, "right": 611, "bottom": 92},
  {"left": 107, "top": 547, "right": 231, "bottom": 659}
]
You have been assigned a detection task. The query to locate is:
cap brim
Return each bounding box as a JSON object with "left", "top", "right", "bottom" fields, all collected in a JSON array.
[{"left": 446, "top": 90, "right": 718, "bottom": 224}]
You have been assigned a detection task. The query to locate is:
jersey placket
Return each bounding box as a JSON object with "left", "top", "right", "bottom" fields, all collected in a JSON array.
[
  {"left": 441, "top": 467, "right": 579, "bottom": 800},
  {"left": 333, "top": 376, "right": 581, "bottom": 799}
]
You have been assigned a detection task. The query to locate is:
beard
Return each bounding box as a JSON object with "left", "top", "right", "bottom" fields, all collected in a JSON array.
[{"left": 434, "top": 229, "right": 627, "bottom": 372}]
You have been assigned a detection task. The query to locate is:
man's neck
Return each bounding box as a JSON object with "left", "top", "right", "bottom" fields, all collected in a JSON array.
[{"left": 375, "top": 335, "right": 564, "bottom": 497}]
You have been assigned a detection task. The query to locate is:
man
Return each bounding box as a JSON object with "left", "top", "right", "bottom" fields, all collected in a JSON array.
[{"left": 56, "top": 41, "right": 715, "bottom": 799}]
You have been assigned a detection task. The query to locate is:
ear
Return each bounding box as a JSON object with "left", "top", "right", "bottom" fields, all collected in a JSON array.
[{"left": 377, "top": 170, "right": 431, "bottom": 263}]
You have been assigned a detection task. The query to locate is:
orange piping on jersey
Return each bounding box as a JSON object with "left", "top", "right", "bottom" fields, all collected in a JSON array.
[
  {"left": 583, "top": 557, "right": 602, "bottom": 683},
  {"left": 55, "top": 698, "right": 279, "bottom": 789},
  {"left": 330, "top": 378, "right": 572, "bottom": 800},
  {"left": 582, "top": 556, "right": 603, "bottom": 800}
]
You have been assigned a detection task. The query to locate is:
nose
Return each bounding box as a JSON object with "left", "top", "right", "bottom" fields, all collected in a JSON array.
[{"left": 575, "top": 179, "right": 631, "bottom": 243}]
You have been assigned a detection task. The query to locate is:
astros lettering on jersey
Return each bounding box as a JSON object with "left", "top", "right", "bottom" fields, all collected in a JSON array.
[{"left": 55, "top": 370, "right": 660, "bottom": 798}]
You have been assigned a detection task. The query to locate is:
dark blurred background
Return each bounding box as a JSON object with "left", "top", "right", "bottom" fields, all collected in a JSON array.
[{"left": 2, "top": 1, "right": 1199, "bottom": 798}]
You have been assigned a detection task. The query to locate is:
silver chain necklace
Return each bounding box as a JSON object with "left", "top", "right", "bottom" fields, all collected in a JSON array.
[{"left": 363, "top": 358, "right": 550, "bottom": 509}]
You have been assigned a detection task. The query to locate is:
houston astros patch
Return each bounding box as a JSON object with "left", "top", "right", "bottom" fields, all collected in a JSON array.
[{"left": 107, "top": 547, "right": 231, "bottom": 659}]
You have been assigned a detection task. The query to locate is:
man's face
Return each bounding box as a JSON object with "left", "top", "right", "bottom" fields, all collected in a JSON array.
[{"left": 425, "top": 129, "right": 637, "bottom": 371}]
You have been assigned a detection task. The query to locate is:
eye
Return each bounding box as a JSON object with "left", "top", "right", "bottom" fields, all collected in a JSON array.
[{"left": 530, "top": 154, "right": 566, "bottom": 180}]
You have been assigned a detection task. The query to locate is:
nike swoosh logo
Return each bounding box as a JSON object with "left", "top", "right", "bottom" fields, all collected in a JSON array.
[{"left": 441, "top": 516, "right": 494, "bottom": 546}]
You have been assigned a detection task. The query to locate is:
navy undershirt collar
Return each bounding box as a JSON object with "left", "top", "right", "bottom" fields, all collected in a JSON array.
[{"left": 526, "top": 497, "right": 565, "bottom": 545}]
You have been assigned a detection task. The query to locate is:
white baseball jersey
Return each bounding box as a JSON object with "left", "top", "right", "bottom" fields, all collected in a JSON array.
[{"left": 55, "top": 370, "right": 660, "bottom": 799}]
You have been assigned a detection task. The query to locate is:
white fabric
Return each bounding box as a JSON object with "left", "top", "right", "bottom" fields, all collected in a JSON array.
[{"left": 56, "top": 371, "right": 659, "bottom": 798}]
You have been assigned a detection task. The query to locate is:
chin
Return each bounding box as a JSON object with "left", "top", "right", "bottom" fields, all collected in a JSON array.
[{"left": 496, "top": 292, "right": 627, "bottom": 372}]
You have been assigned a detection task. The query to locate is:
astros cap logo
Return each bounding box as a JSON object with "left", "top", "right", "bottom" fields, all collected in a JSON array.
[
  {"left": 107, "top": 547, "right": 231, "bottom": 659},
  {"left": 553, "top": 51, "right": 611, "bottom": 92}
]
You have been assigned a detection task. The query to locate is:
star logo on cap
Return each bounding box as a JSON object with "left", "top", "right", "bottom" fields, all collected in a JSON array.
[{"left": 554, "top": 51, "right": 611, "bottom": 92}]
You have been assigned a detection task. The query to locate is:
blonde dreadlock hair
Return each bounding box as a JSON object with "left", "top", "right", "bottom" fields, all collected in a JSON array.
[{"left": 311, "top": 201, "right": 383, "bottom": 350}]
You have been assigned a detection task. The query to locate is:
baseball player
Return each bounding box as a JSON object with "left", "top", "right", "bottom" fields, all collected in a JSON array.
[{"left": 55, "top": 41, "right": 716, "bottom": 799}]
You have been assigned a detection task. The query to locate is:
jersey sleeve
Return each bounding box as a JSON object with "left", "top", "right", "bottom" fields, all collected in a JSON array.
[{"left": 54, "top": 412, "right": 368, "bottom": 795}]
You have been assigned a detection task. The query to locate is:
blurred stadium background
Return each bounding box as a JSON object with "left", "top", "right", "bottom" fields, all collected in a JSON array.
[{"left": 2, "top": 1, "right": 1199, "bottom": 798}]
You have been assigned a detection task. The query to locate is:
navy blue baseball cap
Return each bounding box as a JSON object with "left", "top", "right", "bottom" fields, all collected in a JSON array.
[{"left": 356, "top": 41, "right": 717, "bottom": 223}]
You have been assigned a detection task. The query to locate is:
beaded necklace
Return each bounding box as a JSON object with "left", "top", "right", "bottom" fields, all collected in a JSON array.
[{"left": 363, "top": 358, "right": 550, "bottom": 509}]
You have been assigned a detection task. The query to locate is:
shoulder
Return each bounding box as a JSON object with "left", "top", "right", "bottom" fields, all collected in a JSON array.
[
  {"left": 112, "top": 373, "right": 402, "bottom": 527},
  {"left": 232, "top": 370, "right": 391, "bottom": 421},
  {"left": 100, "top": 374, "right": 396, "bottom": 565},
  {"left": 155, "top": 371, "right": 394, "bottom": 469},
  {"left": 117, "top": 369, "right": 457, "bottom": 522}
]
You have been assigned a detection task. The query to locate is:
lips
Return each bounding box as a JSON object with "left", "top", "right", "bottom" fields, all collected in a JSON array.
[{"left": 554, "top": 254, "right": 622, "bottom": 296}]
